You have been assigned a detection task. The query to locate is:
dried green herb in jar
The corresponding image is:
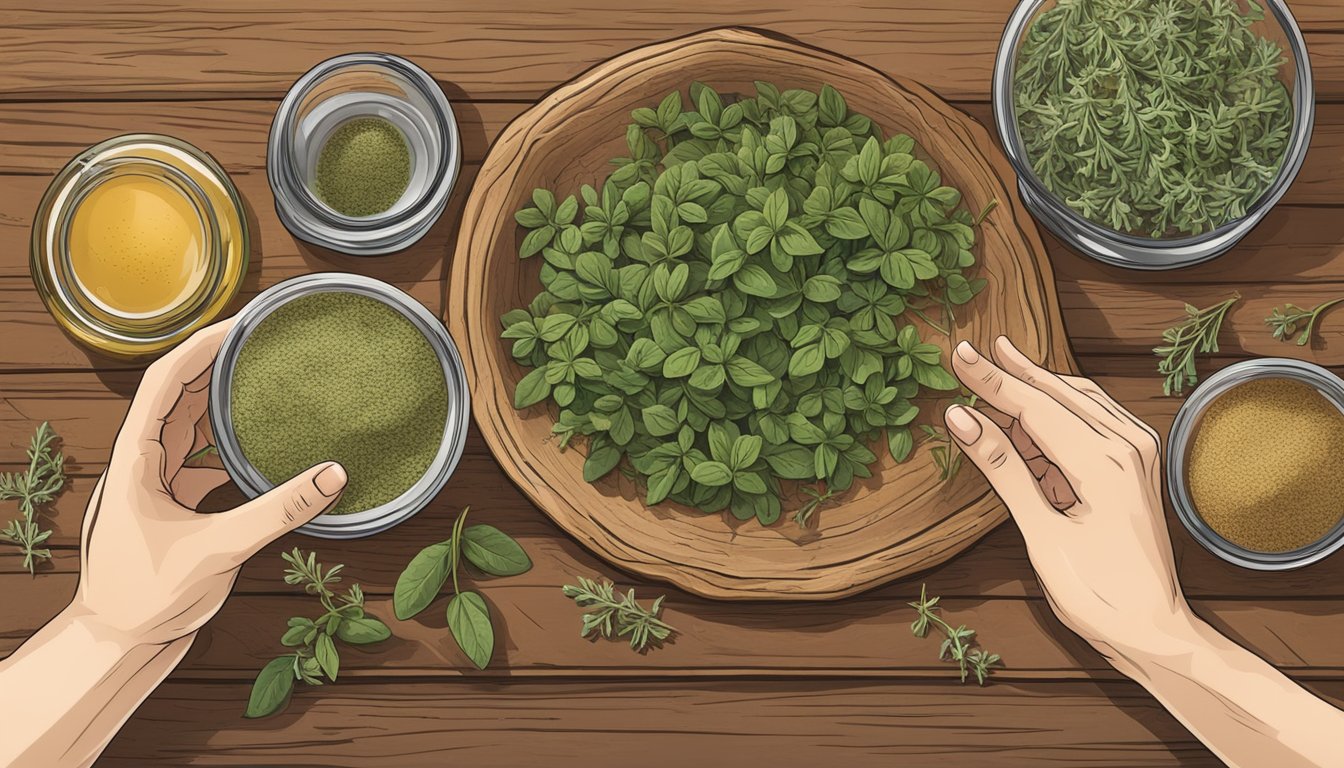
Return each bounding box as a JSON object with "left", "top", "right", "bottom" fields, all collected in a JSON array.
[
  {"left": 230, "top": 291, "right": 447, "bottom": 515},
  {"left": 1013, "top": 0, "right": 1293, "bottom": 237},
  {"left": 1186, "top": 378, "right": 1344, "bottom": 553},
  {"left": 314, "top": 117, "right": 411, "bottom": 217}
]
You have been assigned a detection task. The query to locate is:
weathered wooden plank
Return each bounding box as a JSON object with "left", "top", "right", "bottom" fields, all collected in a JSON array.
[
  {"left": 102, "top": 678, "right": 1249, "bottom": 767},
  {"left": 0, "top": 1, "right": 1340, "bottom": 103}
]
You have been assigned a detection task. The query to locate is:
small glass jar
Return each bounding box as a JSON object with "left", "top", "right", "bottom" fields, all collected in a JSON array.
[
  {"left": 1167, "top": 358, "right": 1344, "bottom": 570},
  {"left": 30, "top": 134, "right": 249, "bottom": 358},
  {"left": 267, "top": 53, "right": 460, "bottom": 256},
  {"left": 992, "top": 0, "right": 1314, "bottom": 270}
]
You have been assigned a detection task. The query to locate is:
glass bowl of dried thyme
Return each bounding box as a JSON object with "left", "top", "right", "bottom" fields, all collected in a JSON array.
[
  {"left": 1167, "top": 358, "right": 1344, "bottom": 571},
  {"left": 992, "top": 0, "right": 1314, "bottom": 270}
]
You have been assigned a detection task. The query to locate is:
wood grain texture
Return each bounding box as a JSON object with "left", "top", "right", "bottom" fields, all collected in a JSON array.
[
  {"left": 448, "top": 28, "right": 1074, "bottom": 601},
  {"left": 100, "top": 678, "right": 1272, "bottom": 767}
]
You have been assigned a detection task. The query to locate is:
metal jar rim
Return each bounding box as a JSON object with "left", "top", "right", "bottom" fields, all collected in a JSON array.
[
  {"left": 991, "top": 0, "right": 1315, "bottom": 270},
  {"left": 208, "top": 273, "right": 470, "bottom": 539},
  {"left": 1166, "top": 358, "right": 1344, "bottom": 570},
  {"left": 267, "top": 53, "right": 460, "bottom": 256}
]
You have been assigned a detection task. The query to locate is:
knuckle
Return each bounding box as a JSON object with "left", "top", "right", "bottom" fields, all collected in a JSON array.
[{"left": 986, "top": 448, "right": 1010, "bottom": 470}]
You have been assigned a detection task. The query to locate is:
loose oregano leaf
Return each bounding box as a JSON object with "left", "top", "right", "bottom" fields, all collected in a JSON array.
[
  {"left": 447, "top": 591, "right": 495, "bottom": 670},
  {"left": 504, "top": 81, "right": 989, "bottom": 528},
  {"left": 245, "top": 656, "right": 297, "bottom": 718},
  {"left": 336, "top": 616, "right": 392, "bottom": 645},
  {"left": 392, "top": 540, "right": 455, "bottom": 620},
  {"left": 461, "top": 524, "right": 533, "bottom": 576}
]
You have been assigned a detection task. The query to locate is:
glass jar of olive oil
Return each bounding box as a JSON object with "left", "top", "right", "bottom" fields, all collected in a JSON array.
[{"left": 31, "top": 134, "right": 249, "bottom": 358}]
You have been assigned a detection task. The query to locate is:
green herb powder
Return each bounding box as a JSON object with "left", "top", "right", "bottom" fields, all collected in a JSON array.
[
  {"left": 1013, "top": 0, "right": 1293, "bottom": 237},
  {"left": 231, "top": 291, "right": 447, "bottom": 515},
  {"left": 314, "top": 117, "right": 411, "bottom": 217}
]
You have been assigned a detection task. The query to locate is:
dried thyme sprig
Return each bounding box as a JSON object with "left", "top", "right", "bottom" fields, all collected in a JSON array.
[
  {"left": 1155, "top": 294, "right": 1240, "bottom": 396},
  {"left": 0, "top": 422, "right": 65, "bottom": 574},
  {"left": 1266, "top": 299, "right": 1344, "bottom": 346},
  {"left": 910, "top": 584, "right": 1000, "bottom": 685},
  {"left": 562, "top": 576, "right": 676, "bottom": 652},
  {"left": 1013, "top": 0, "right": 1292, "bottom": 237}
]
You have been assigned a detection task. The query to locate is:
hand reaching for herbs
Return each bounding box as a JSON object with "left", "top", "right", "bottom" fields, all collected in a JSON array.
[
  {"left": 0, "top": 319, "right": 348, "bottom": 768},
  {"left": 945, "top": 336, "right": 1341, "bottom": 768}
]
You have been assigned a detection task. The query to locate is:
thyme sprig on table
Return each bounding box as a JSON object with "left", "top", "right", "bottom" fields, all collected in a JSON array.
[
  {"left": 1013, "top": 0, "right": 1292, "bottom": 237},
  {"left": 0, "top": 422, "right": 65, "bottom": 574},
  {"left": 910, "top": 584, "right": 1000, "bottom": 685},
  {"left": 1266, "top": 299, "right": 1344, "bottom": 346},
  {"left": 562, "top": 576, "right": 676, "bottom": 653},
  {"left": 245, "top": 549, "right": 391, "bottom": 718},
  {"left": 1154, "top": 294, "right": 1240, "bottom": 396}
]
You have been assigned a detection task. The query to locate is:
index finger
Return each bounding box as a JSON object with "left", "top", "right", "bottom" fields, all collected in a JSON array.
[{"left": 115, "top": 319, "right": 237, "bottom": 458}]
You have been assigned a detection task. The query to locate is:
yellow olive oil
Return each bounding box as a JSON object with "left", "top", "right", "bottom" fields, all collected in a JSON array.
[{"left": 67, "top": 173, "right": 208, "bottom": 318}]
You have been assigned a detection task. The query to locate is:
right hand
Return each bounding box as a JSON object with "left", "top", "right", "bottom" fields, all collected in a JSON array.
[{"left": 943, "top": 336, "right": 1194, "bottom": 666}]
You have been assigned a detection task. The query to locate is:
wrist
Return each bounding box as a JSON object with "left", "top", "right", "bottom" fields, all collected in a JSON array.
[
  {"left": 1105, "top": 606, "right": 1213, "bottom": 682},
  {"left": 56, "top": 602, "right": 170, "bottom": 657}
]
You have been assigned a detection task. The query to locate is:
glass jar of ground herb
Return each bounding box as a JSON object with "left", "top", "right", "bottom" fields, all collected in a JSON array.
[
  {"left": 1168, "top": 359, "right": 1344, "bottom": 570},
  {"left": 268, "top": 53, "right": 461, "bottom": 256},
  {"left": 210, "top": 273, "right": 471, "bottom": 539},
  {"left": 992, "top": 0, "right": 1314, "bottom": 269}
]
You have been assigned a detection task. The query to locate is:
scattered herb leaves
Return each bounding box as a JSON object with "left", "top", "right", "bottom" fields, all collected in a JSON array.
[
  {"left": 1266, "top": 299, "right": 1344, "bottom": 347},
  {"left": 562, "top": 576, "right": 676, "bottom": 652},
  {"left": 910, "top": 584, "right": 1000, "bottom": 685},
  {"left": 504, "top": 81, "right": 990, "bottom": 525},
  {"left": 1014, "top": 0, "right": 1292, "bottom": 237},
  {"left": 1154, "top": 294, "right": 1240, "bottom": 396},
  {"left": 0, "top": 422, "right": 64, "bottom": 575},
  {"left": 392, "top": 507, "right": 531, "bottom": 670},
  {"left": 244, "top": 549, "right": 390, "bottom": 718}
]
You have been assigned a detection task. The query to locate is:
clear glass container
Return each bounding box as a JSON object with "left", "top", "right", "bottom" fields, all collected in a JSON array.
[
  {"left": 992, "top": 0, "right": 1314, "bottom": 270},
  {"left": 209, "top": 273, "right": 470, "bottom": 539},
  {"left": 30, "top": 134, "right": 248, "bottom": 358},
  {"left": 267, "top": 53, "right": 460, "bottom": 256},
  {"left": 1167, "top": 358, "right": 1344, "bottom": 570}
]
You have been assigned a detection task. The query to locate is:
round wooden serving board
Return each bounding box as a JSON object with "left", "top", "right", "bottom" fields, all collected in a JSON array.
[{"left": 447, "top": 27, "right": 1075, "bottom": 600}]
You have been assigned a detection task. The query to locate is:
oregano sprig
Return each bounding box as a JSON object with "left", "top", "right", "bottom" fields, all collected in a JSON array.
[
  {"left": 1, "top": 422, "right": 65, "bottom": 574},
  {"left": 910, "top": 584, "right": 1000, "bottom": 685},
  {"left": 393, "top": 506, "right": 531, "bottom": 670},
  {"left": 244, "top": 549, "right": 391, "bottom": 718},
  {"left": 562, "top": 576, "right": 676, "bottom": 652}
]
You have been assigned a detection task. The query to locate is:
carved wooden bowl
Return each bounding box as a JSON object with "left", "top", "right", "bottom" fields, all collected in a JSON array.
[{"left": 447, "top": 27, "right": 1074, "bottom": 600}]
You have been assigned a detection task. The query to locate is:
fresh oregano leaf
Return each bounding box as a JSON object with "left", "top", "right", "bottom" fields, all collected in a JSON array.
[
  {"left": 461, "top": 524, "right": 533, "bottom": 577},
  {"left": 336, "top": 616, "right": 391, "bottom": 645},
  {"left": 244, "top": 656, "right": 296, "bottom": 718},
  {"left": 393, "top": 540, "right": 454, "bottom": 620},
  {"left": 447, "top": 591, "right": 494, "bottom": 670}
]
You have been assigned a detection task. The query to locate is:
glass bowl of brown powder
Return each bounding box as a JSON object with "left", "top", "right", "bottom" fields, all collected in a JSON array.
[{"left": 1167, "top": 359, "right": 1344, "bottom": 570}]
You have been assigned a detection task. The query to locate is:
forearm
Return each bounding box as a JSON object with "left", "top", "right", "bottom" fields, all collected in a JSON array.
[
  {"left": 1115, "top": 612, "right": 1340, "bottom": 768},
  {"left": 0, "top": 604, "right": 192, "bottom": 768}
]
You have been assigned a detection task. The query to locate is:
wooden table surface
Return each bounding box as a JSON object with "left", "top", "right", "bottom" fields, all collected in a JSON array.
[{"left": 3, "top": 2, "right": 1344, "bottom": 765}]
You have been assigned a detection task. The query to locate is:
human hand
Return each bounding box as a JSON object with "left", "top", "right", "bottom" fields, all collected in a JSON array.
[
  {"left": 943, "top": 337, "right": 1192, "bottom": 667},
  {"left": 70, "top": 319, "right": 348, "bottom": 649}
]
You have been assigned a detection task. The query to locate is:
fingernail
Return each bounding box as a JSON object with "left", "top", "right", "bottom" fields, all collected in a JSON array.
[
  {"left": 955, "top": 341, "right": 979, "bottom": 364},
  {"left": 945, "top": 405, "right": 982, "bottom": 444},
  {"left": 314, "top": 463, "right": 348, "bottom": 497}
]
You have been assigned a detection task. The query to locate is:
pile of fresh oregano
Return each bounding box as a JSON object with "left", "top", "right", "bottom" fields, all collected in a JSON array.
[
  {"left": 503, "top": 81, "right": 986, "bottom": 525},
  {"left": 246, "top": 549, "right": 391, "bottom": 718},
  {"left": 1, "top": 422, "right": 65, "bottom": 574},
  {"left": 1013, "top": 0, "right": 1292, "bottom": 237},
  {"left": 394, "top": 507, "right": 531, "bottom": 669}
]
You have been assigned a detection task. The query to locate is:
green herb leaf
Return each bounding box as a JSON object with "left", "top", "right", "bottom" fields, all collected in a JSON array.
[
  {"left": 392, "top": 540, "right": 454, "bottom": 620},
  {"left": 461, "top": 524, "right": 533, "bottom": 577},
  {"left": 244, "top": 656, "right": 297, "bottom": 718},
  {"left": 335, "top": 616, "right": 391, "bottom": 645},
  {"left": 447, "top": 591, "right": 495, "bottom": 670}
]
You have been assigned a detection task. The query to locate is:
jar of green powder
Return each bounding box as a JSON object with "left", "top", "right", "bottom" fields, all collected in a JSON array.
[
  {"left": 268, "top": 53, "right": 461, "bottom": 255},
  {"left": 209, "top": 273, "right": 470, "bottom": 539}
]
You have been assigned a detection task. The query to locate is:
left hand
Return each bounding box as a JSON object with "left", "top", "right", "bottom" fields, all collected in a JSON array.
[{"left": 70, "top": 319, "right": 348, "bottom": 648}]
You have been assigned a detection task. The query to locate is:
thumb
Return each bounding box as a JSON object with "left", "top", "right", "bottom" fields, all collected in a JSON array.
[
  {"left": 212, "top": 462, "right": 347, "bottom": 563},
  {"left": 944, "top": 405, "right": 1055, "bottom": 534}
]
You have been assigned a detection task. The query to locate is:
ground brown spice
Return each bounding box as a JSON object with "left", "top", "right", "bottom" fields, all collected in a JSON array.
[{"left": 1187, "top": 378, "right": 1344, "bottom": 553}]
